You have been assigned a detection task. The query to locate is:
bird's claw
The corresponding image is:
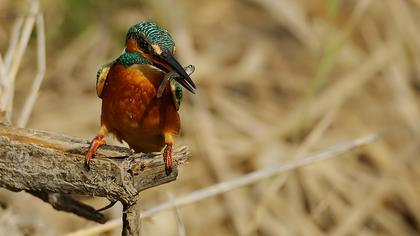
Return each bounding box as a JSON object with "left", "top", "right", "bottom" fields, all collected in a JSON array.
[
  {"left": 84, "top": 158, "right": 91, "bottom": 171},
  {"left": 165, "top": 166, "right": 172, "bottom": 176},
  {"left": 163, "top": 144, "right": 173, "bottom": 175},
  {"left": 84, "top": 134, "right": 106, "bottom": 172}
]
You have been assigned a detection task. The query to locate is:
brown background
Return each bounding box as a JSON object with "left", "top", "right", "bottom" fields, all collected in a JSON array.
[{"left": 1, "top": 0, "right": 420, "bottom": 235}]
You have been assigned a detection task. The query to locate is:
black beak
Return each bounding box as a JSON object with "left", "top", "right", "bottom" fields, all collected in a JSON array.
[{"left": 159, "top": 51, "right": 196, "bottom": 93}]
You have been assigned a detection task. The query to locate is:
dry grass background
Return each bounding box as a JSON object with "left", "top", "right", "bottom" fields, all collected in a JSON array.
[{"left": 1, "top": 0, "right": 420, "bottom": 235}]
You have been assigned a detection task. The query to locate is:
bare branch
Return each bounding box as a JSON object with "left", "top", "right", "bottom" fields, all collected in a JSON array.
[
  {"left": 4, "top": 17, "right": 24, "bottom": 70},
  {"left": 17, "top": 12, "right": 46, "bottom": 128},
  {"left": 168, "top": 192, "right": 187, "bottom": 236},
  {"left": 5, "top": 1, "right": 39, "bottom": 120},
  {"left": 0, "top": 18, "right": 24, "bottom": 116},
  {"left": 142, "top": 133, "right": 377, "bottom": 217},
  {"left": 66, "top": 133, "right": 377, "bottom": 236},
  {"left": 29, "top": 191, "right": 107, "bottom": 223},
  {"left": 0, "top": 124, "right": 189, "bottom": 222},
  {"left": 122, "top": 201, "right": 141, "bottom": 236}
]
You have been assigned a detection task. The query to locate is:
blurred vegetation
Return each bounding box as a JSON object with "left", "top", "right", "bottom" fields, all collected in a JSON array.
[{"left": 1, "top": 0, "right": 420, "bottom": 235}]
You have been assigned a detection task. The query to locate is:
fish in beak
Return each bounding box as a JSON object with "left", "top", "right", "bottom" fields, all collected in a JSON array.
[{"left": 158, "top": 50, "right": 196, "bottom": 94}]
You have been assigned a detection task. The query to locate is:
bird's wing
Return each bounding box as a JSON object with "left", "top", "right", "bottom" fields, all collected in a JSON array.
[
  {"left": 96, "top": 62, "right": 113, "bottom": 98},
  {"left": 170, "top": 81, "right": 183, "bottom": 111}
]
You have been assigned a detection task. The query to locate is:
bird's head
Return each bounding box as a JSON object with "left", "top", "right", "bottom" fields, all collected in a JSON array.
[{"left": 125, "top": 21, "right": 196, "bottom": 93}]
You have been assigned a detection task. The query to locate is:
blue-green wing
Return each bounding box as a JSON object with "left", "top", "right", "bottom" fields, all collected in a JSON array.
[
  {"left": 96, "top": 62, "right": 113, "bottom": 98},
  {"left": 170, "top": 80, "right": 183, "bottom": 111}
]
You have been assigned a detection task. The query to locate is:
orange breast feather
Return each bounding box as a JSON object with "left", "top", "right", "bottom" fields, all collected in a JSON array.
[{"left": 100, "top": 64, "right": 180, "bottom": 152}]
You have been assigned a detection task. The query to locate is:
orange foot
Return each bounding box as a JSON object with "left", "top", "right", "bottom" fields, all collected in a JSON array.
[
  {"left": 85, "top": 134, "right": 106, "bottom": 170},
  {"left": 163, "top": 144, "right": 173, "bottom": 175}
]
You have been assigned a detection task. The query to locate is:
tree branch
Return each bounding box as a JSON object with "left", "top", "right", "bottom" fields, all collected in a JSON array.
[
  {"left": 29, "top": 191, "right": 107, "bottom": 223},
  {"left": 122, "top": 201, "right": 141, "bottom": 236},
  {"left": 0, "top": 124, "right": 190, "bottom": 226}
]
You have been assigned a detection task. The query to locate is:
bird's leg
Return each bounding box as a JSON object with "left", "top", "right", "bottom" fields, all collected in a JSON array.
[
  {"left": 163, "top": 133, "right": 174, "bottom": 175},
  {"left": 85, "top": 125, "right": 108, "bottom": 170}
]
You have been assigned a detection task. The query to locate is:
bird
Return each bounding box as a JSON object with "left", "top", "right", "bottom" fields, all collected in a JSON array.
[{"left": 85, "top": 21, "right": 196, "bottom": 175}]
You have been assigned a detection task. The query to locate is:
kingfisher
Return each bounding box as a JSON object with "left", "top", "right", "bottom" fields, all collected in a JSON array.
[{"left": 85, "top": 21, "right": 196, "bottom": 175}]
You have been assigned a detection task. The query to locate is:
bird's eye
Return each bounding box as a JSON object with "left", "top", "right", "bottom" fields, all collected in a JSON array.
[{"left": 138, "top": 37, "right": 148, "bottom": 50}]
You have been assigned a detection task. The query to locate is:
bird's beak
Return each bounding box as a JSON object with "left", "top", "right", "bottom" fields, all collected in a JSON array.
[{"left": 158, "top": 50, "right": 196, "bottom": 93}]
